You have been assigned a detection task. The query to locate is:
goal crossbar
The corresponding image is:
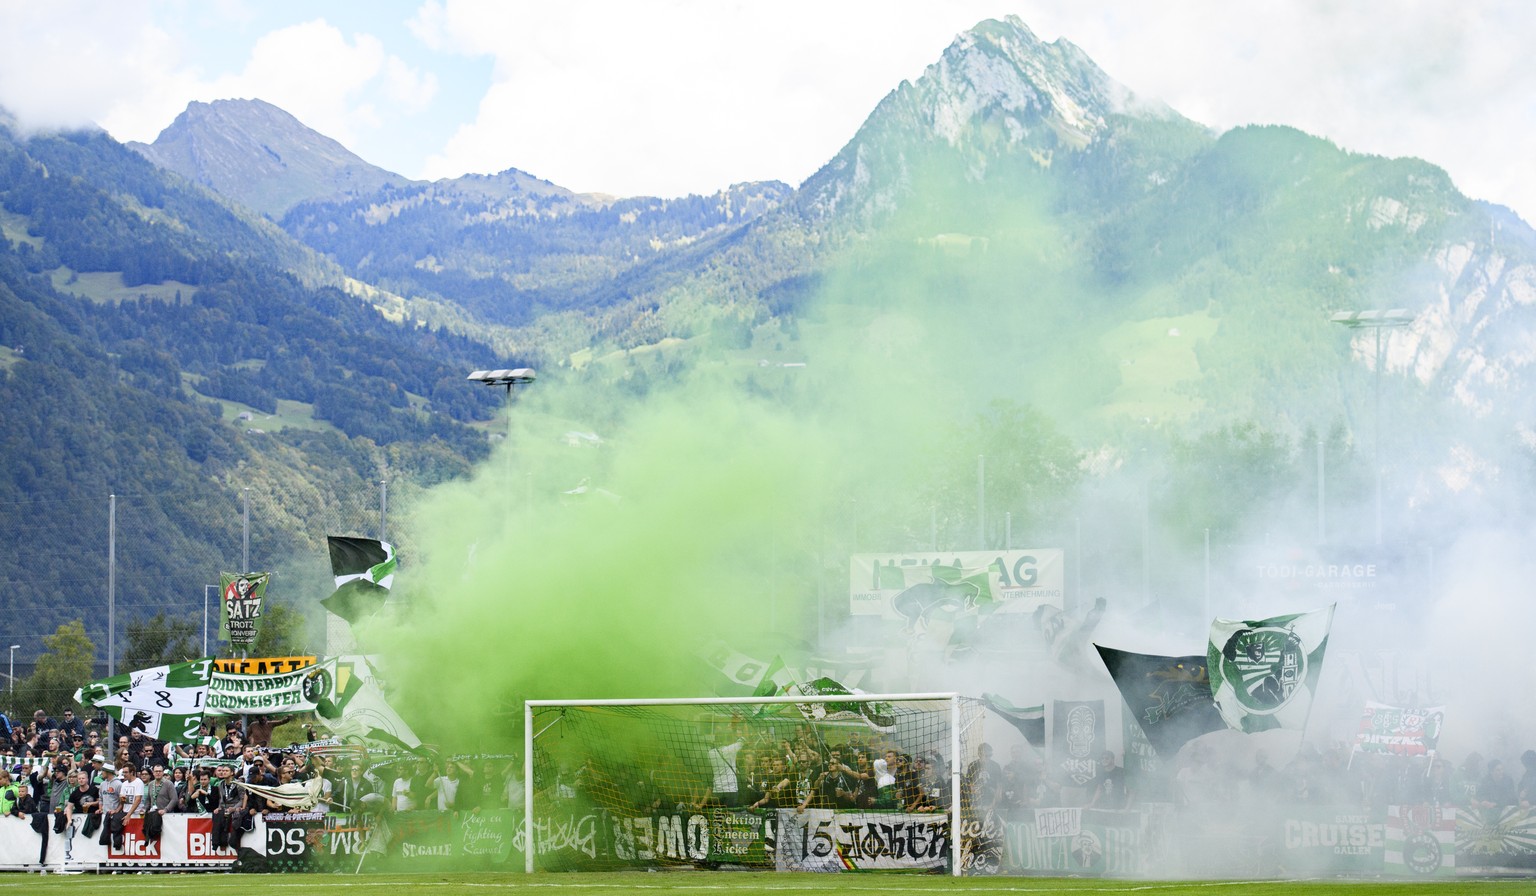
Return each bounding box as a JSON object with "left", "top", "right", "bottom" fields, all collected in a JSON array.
[{"left": 523, "top": 692, "right": 965, "bottom": 875}]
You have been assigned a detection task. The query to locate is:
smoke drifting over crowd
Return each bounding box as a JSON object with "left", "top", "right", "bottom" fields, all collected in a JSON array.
[{"left": 356, "top": 153, "right": 1536, "bottom": 847}]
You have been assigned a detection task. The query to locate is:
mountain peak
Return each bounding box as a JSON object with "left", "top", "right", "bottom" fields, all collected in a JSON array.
[
  {"left": 129, "top": 98, "right": 409, "bottom": 218},
  {"left": 911, "top": 16, "right": 1176, "bottom": 154},
  {"left": 798, "top": 16, "right": 1181, "bottom": 219}
]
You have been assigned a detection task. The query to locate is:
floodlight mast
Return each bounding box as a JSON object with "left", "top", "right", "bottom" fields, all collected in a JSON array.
[
  {"left": 1329, "top": 310, "right": 1415, "bottom": 545},
  {"left": 468, "top": 368, "right": 536, "bottom": 395}
]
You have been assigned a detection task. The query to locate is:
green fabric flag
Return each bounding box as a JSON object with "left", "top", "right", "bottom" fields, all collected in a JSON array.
[
  {"left": 1207, "top": 605, "right": 1334, "bottom": 733},
  {"left": 751, "top": 655, "right": 800, "bottom": 697},
  {"left": 980, "top": 693, "right": 1045, "bottom": 747},
  {"left": 314, "top": 657, "right": 422, "bottom": 751},
  {"left": 74, "top": 658, "right": 215, "bottom": 743},
  {"left": 322, "top": 536, "right": 396, "bottom": 624},
  {"left": 930, "top": 559, "right": 1001, "bottom": 610}
]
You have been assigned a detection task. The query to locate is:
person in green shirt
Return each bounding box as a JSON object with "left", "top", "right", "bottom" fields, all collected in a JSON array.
[{"left": 0, "top": 768, "right": 18, "bottom": 816}]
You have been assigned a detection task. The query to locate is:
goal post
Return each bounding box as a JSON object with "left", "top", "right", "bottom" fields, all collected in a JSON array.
[{"left": 523, "top": 692, "right": 982, "bottom": 875}]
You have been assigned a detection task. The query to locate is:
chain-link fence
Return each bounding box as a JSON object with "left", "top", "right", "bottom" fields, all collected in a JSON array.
[{"left": 0, "top": 478, "right": 405, "bottom": 714}]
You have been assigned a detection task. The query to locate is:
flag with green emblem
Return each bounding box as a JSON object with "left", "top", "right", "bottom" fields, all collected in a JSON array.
[{"left": 1207, "top": 605, "right": 1334, "bottom": 733}]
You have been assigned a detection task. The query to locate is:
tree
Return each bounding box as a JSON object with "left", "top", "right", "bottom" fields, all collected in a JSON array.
[
  {"left": 1158, "top": 421, "right": 1298, "bottom": 546},
  {"left": 121, "top": 611, "right": 201, "bottom": 670},
  {"left": 918, "top": 400, "right": 1084, "bottom": 550},
  {"left": 246, "top": 603, "right": 312, "bottom": 657},
  {"left": 16, "top": 620, "right": 96, "bottom": 720}
]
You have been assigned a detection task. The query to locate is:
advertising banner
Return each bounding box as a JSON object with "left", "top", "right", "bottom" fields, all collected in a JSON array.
[
  {"left": 849, "top": 550, "right": 1064, "bottom": 620},
  {"left": 1277, "top": 807, "right": 1383, "bottom": 874},
  {"left": 215, "top": 656, "right": 318, "bottom": 675}
]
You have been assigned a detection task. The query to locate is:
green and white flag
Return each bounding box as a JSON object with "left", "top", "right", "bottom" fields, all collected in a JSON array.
[
  {"left": 74, "top": 658, "right": 215, "bottom": 744},
  {"left": 314, "top": 657, "right": 422, "bottom": 751},
  {"left": 322, "top": 536, "right": 397, "bottom": 624},
  {"left": 1208, "top": 605, "right": 1334, "bottom": 733},
  {"left": 751, "top": 655, "right": 802, "bottom": 698}
]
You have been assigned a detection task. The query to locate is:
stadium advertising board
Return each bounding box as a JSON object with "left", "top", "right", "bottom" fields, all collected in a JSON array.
[
  {"left": 1279, "top": 807, "right": 1383, "bottom": 873},
  {"left": 2, "top": 803, "right": 1532, "bottom": 875},
  {"left": 849, "top": 550, "right": 1064, "bottom": 620}
]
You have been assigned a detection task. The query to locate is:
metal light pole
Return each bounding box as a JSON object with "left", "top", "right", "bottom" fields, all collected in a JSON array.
[
  {"left": 7, "top": 645, "right": 17, "bottom": 718},
  {"left": 204, "top": 585, "right": 215, "bottom": 656},
  {"left": 108, "top": 493, "right": 116, "bottom": 675},
  {"left": 241, "top": 487, "right": 250, "bottom": 572},
  {"left": 1330, "top": 310, "right": 1414, "bottom": 545}
]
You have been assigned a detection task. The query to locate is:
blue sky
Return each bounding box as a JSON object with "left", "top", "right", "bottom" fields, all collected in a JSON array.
[{"left": 0, "top": 1, "right": 1532, "bottom": 222}]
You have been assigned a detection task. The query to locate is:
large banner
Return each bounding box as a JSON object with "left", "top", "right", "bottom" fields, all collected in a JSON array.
[
  {"left": 220, "top": 572, "right": 270, "bottom": 647},
  {"left": 5, "top": 804, "right": 1535, "bottom": 876},
  {"left": 0, "top": 813, "right": 240, "bottom": 870},
  {"left": 1002, "top": 808, "right": 1149, "bottom": 875},
  {"left": 774, "top": 808, "right": 949, "bottom": 872},
  {"left": 215, "top": 656, "right": 318, "bottom": 675},
  {"left": 849, "top": 550, "right": 1064, "bottom": 620},
  {"left": 1351, "top": 702, "right": 1445, "bottom": 758},
  {"left": 207, "top": 657, "right": 343, "bottom": 715},
  {"left": 1052, "top": 699, "right": 1106, "bottom": 789},
  {"left": 1456, "top": 806, "right": 1536, "bottom": 870},
  {"left": 1386, "top": 804, "right": 1455, "bottom": 876},
  {"left": 1278, "top": 806, "right": 1383, "bottom": 874}
]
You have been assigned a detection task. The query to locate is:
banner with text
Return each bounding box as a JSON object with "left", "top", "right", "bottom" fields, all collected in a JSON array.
[
  {"left": 207, "top": 658, "right": 343, "bottom": 716},
  {"left": 849, "top": 550, "right": 1064, "bottom": 620},
  {"left": 219, "top": 572, "right": 270, "bottom": 647}
]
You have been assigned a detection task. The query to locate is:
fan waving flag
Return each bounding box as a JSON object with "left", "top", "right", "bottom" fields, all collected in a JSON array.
[
  {"left": 322, "top": 536, "right": 397, "bottom": 624},
  {"left": 1207, "top": 605, "right": 1334, "bottom": 733},
  {"left": 1094, "top": 645, "right": 1225, "bottom": 756},
  {"left": 75, "top": 658, "right": 215, "bottom": 743}
]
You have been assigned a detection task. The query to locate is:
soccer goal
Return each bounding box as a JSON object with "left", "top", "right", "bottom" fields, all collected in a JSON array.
[{"left": 523, "top": 692, "right": 983, "bottom": 875}]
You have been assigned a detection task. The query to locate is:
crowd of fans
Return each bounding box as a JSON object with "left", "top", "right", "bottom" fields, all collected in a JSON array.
[
  {"left": 3, "top": 704, "right": 1532, "bottom": 869},
  {"left": 550, "top": 716, "right": 1536, "bottom": 827},
  {"left": 1166, "top": 742, "right": 1536, "bottom": 813},
  {"left": 0, "top": 709, "right": 523, "bottom": 863},
  {"left": 555, "top": 721, "right": 1018, "bottom": 817}
]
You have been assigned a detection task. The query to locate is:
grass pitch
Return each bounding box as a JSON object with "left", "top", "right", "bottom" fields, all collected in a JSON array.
[{"left": 2, "top": 874, "right": 1533, "bottom": 896}]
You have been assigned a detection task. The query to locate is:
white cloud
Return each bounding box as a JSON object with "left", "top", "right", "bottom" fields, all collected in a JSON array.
[
  {"left": 195, "top": 20, "right": 427, "bottom": 147},
  {"left": 0, "top": 1, "right": 181, "bottom": 136},
  {"left": 1, "top": 0, "right": 1533, "bottom": 220},
  {"left": 1015, "top": 0, "right": 1536, "bottom": 218},
  {"left": 418, "top": 0, "right": 1000, "bottom": 194}
]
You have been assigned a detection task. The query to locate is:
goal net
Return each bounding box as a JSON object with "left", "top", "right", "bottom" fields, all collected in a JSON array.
[{"left": 523, "top": 693, "right": 985, "bottom": 874}]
